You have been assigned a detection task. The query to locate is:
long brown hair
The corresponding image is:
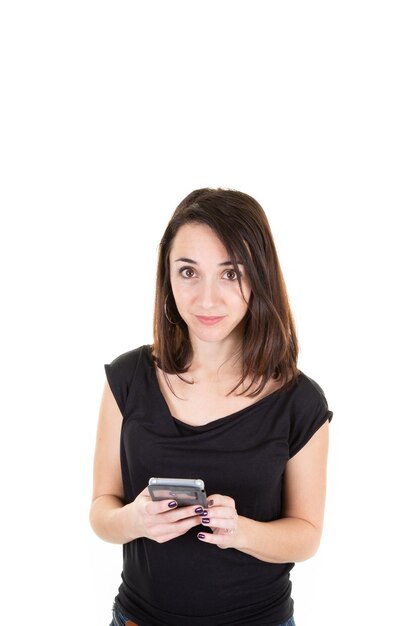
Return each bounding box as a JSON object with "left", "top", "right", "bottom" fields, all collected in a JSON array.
[{"left": 151, "top": 188, "right": 299, "bottom": 398}]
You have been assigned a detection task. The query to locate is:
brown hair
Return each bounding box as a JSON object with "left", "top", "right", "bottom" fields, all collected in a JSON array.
[{"left": 151, "top": 187, "right": 299, "bottom": 398}]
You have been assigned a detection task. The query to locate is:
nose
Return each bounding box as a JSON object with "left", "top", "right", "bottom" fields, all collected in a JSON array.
[{"left": 196, "top": 277, "right": 221, "bottom": 310}]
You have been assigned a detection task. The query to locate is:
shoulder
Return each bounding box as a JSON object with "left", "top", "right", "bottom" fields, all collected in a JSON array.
[
  {"left": 104, "top": 344, "right": 151, "bottom": 415},
  {"left": 287, "top": 370, "right": 333, "bottom": 457},
  {"left": 291, "top": 369, "right": 333, "bottom": 424},
  {"left": 295, "top": 370, "right": 329, "bottom": 400},
  {"left": 104, "top": 344, "right": 151, "bottom": 384},
  {"left": 105, "top": 344, "right": 149, "bottom": 369}
]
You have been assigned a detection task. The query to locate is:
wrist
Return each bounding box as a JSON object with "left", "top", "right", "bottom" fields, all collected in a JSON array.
[
  {"left": 114, "top": 501, "right": 137, "bottom": 543},
  {"left": 235, "top": 515, "right": 258, "bottom": 551}
]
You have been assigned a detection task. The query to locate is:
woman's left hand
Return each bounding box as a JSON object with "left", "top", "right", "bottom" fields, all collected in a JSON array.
[{"left": 197, "top": 494, "right": 239, "bottom": 549}]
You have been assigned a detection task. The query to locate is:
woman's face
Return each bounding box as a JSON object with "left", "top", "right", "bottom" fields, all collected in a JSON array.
[{"left": 169, "top": 223, "right": 252, "bottom": 346}]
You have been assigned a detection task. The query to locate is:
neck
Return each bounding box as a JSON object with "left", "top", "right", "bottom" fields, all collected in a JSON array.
[{"left": 187, "top": 338, "right": 243, "bottom": 381}]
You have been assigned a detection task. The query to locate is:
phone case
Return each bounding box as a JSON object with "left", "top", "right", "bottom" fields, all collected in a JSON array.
[{"left": 148, "top": 477, "right": 207, "bottom": 507}]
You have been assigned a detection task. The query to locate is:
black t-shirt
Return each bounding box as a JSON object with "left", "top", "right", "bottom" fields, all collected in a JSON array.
[{"left": 104, "top": 344, "right": 333, "bottom": 626}]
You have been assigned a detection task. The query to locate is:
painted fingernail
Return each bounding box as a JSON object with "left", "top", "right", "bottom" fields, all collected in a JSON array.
[
  {"left": 168, "top": 501, "right": 177, "bottom": 508},
  {"left": 194, "top": 507, "right": 203, "bottom": 514},
  {"left": 207, "top": 499, "right": 214, "bottom": 507},
  {"left": 197, "top": 533, "right": 206, "bottom": 539},
  {"left": 202, "top": 517, "right": 210, "bottom": 524}
]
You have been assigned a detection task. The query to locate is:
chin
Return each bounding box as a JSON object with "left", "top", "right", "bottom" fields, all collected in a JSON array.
[{"left": 192, "top": 324, "right": 244, "bottom": 344}]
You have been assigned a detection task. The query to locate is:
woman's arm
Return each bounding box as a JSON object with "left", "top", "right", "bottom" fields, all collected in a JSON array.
[
  {"left": 89, "top": 378, "right": 134, "bottom": 543},
  {"left": 198, "top": 420, "right": 329, "bottom": 563},
  {"left": 89, "top": 379, "right": 202, "bottom": 544}
]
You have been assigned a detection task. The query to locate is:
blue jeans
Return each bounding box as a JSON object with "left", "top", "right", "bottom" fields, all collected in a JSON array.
[{"left": 110, "top": 605, "right": 296, "bottom": 626}]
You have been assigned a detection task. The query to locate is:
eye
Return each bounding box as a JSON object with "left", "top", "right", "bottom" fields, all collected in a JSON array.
[
  {"left": 179, "top": 267, "right": 196, "bottom": 279},
  {"left": 225, "top": 270, "right": 242, "bottom": 281}
]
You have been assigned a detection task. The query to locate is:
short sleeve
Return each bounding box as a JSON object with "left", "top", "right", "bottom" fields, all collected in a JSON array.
[
  {"left": 289, "top": 374, "right": 333, "bottom": 458},
  {"left": 104, "top": 347, "right": 141, "bottom": 416}
]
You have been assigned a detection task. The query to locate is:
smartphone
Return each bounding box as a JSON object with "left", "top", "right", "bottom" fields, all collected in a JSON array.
[{"left": 148, "top": 477, "right": 208, "bottom": 507}]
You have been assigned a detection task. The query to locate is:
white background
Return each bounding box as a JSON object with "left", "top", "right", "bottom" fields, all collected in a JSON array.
[{"left": 1, "top": 1, "right": 416, "bottom": 624}]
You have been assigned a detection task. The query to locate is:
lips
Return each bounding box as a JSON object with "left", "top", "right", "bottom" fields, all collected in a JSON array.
[{"left": 196, "top": 316, "right": 225, "bottom": 325}]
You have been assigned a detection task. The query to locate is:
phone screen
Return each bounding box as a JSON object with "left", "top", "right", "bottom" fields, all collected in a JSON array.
[{"left": 148, "top": 478, "right": 207, "bottom": 507}]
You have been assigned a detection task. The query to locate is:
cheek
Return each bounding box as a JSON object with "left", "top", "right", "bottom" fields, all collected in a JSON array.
[
  {"left": 238, "top": 284, "right": 251, "bottom": 306},
  {"left": 238, "top": 276, "right": 251, "bottom": 298},
  {"left": 231, "top": 297, "right": 250, "bottom": 319},
  {"left": 172, "top": 284, "right": 192, "bottom": 306}
]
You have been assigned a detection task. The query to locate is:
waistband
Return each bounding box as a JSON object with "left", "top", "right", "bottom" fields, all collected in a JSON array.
[{"left": 112, "top": 605, "right": 140, "bottom": 626}]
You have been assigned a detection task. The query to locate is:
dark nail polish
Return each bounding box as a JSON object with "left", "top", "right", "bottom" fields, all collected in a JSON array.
[
  {"left": 202, "top": 517, "right": 210, "bottom": 524},
  {"left": 168, "top": 501, "right": 177, "bottom": 508},
  {"left": 201, "top": 509, "right": 208, "bottom": 516},
  {"left": 194, "top": 506, "right": 203, "bottom": 514},
  {"left": 197, "top": 533, "right": 206, "bottom": 539}
]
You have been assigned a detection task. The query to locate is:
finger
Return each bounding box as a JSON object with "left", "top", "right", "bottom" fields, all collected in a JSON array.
[
  {"left": 152, "top": 515, "right": 203, "bottom": 541},
  {"left": 207, "top": 493, "right": 237, "bottom": 516},
  {"left": 144, "top": 498, "right": 179, "bottom": 515},
  {"left": 145, "top": 500, "right": 202, "bottom": 522},
  {"left": 197, "top": 529, "right": 235, "bottom": 549},
  {"left": 200, "top": 515, "right": 237, "bottom": 533},
  {"left": 200, "top": 506, "right": 236, "bottom": 520},
  {"left": 202, "top": 497, "right": 238, "bottom": 528},
  {"left": 206, "top": 494, "right": 236, "bottom": 509}
]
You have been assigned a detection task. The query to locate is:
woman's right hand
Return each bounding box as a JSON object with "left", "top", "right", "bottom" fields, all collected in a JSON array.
[{"left": 124, "top": 486, "right": 204, "bottom": 543}]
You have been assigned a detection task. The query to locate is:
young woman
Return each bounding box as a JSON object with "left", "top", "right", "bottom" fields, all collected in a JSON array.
[{"left": 90, "top": 188, "right": 333, "bottom": 626}]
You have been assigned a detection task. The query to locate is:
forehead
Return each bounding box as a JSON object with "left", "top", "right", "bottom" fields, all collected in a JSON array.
[{"left": 170, "top": 223, "right": 226, "bottom": 252}]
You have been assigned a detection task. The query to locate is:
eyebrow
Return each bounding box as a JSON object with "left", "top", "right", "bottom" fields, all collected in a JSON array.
[{"left": 174, "top": 257, "right": 244, "bottom": 266}]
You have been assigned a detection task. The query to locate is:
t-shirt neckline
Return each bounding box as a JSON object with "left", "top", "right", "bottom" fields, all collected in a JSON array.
[{"left": 146, "top": 344, "right": 289, "bottom": 430}]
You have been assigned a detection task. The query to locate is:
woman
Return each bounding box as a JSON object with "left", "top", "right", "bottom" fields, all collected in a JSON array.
[{"left": 90, "top": 188, "right": 333, "bottom": 626}]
